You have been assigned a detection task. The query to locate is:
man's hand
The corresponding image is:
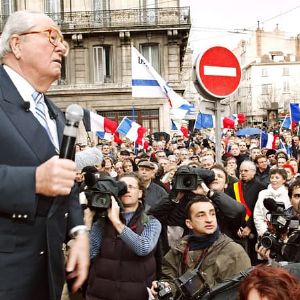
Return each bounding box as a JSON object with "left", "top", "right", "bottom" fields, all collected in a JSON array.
[
  {"left": 255, "top": 243, "right": 270, "bottom": 260},
  {"left": 36, "top": 156, "right": 76, "bottom": 196},
  {"left": 107, "top": 196, "right": 125, "bottom": 234},
  {"left": 66, "top": 233, "right": 90, "bottom": 293},
  {"left": 237, "top": 226, "right": 251, "bottom": 238}
]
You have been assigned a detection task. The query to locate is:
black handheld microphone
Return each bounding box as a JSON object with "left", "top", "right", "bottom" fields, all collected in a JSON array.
[
  {"left": 23, "top": 101, "right": 30, "bottom": 112},
  {"left": 59, "top": 104, "right": 83, "bottom": 159}
]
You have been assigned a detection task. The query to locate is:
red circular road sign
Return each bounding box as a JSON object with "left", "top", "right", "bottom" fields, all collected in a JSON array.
[{"left": 195, "top": 46, "right": 241, "bottom": 99}]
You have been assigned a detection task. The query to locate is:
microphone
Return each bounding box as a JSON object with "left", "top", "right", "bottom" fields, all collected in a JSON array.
[
  {"left": 59, "top": 104, "right": 84, "bottom": 159},
  {"left": 23, "top": 101, "right": 30, "bottom": 112},
  {"left": 263, "top": 197, "right": 284, "bottom": 213}
]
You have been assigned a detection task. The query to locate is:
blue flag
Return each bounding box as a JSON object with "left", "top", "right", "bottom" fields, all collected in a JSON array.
[
  {"left": 194, "top": 113, "right": 214, "bottom": 129},
  {"left": 281, "top": 115, "right": 291, "bottom": 129},
  {"left": 290, "top": 103, "right": 300, "bottom": 122}
]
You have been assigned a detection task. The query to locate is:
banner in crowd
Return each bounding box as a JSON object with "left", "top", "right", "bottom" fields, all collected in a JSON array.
[{"left": 131, "top": 46, "right": 193, "bottom": 120}]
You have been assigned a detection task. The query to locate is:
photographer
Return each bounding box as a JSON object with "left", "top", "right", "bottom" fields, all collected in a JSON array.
[
  {"left": 85, "top": 173, "right": 162, "bottom": 300},
  {"left": 150, "top": 196, "right": 251, "bottom": 299},
  {"left": 148, "top": 165, "right": 246, "bottom": 253}
]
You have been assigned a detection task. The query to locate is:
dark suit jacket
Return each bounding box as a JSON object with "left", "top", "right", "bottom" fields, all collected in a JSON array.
[{"left": 0, "top": 65, "right": 84, "bottom": 300}]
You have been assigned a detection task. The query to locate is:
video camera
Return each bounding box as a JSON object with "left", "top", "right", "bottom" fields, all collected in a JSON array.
[
  {"left": 259, "top": 198, "right": 300, "bottom": 261},
  {"left": 172, "top": 166, "right": 215, "bottom": 191},
  {"left": 84, "top": 171, "right": 127, "bottom": 214}
]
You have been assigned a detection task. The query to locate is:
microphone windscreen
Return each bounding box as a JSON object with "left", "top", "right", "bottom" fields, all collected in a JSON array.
[{"left": 263, "top": 197, "right": 278, "bottom": 212}]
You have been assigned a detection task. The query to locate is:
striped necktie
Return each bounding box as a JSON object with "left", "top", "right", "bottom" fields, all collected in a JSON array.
[{"left": 32, "top": 91, "right": 55, "bottom": 146}]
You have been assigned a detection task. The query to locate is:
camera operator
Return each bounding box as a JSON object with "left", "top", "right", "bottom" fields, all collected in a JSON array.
[
  {"left": 148, "top": 165, "right": 246, "bottom": 254},
  {"left": 256, "top": 178, "right": 300, "bottom": 262},
  {"left": 85, "top": 173, "right": 162, "bottom": 300},
  {"left": 150, "top": 196, "right": 251, "bottom": 299}
]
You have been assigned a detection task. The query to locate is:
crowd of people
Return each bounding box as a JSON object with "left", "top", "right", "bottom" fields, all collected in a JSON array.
[
  {"left": 1, "top": 9, "right": 300, "bottom": 300},
  {"left": 71, "top": 125, "right": 300, "bottom": 299}
]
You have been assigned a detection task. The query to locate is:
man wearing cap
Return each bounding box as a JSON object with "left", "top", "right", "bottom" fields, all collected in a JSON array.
[{"left": 137, "top": 159, "right": 168, "bottom": 211}]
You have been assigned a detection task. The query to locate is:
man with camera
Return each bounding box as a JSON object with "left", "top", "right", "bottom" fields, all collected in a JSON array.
[
  {"left": 150, "top": 195, "right": 251, "bottom": 300},
  {"left": 256, "top": 178, "right": 300, "bottom": 263},
  {"left": 149, "top": 165, "right": 246, "bottom": 254},
  {"left": 85, "top": 172, "right": 162, "bottom": 300}
]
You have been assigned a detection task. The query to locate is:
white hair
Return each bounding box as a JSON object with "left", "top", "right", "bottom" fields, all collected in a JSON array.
[
  {"left": 75, "top": 147, "right": 103, "bottom": 171},
  {"left": 0, "top": 10, "right": 45, "bottom": 59}
]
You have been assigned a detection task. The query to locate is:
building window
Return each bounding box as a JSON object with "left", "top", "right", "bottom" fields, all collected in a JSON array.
[
  {"left": 1, "top": 0, "right": 14, "bottom": 15},
  {"left": 261, "top": 84, "right": 271, "bottom": 95},
  {"left": 261, "top": 68, "right": 268, "bottom": 77},
  {"left": 141, "top": 44, "right": 160, "bottom": 73},
  {"left": 101, "top": 109, "right": 159, "bottom": 133},
  {"left": 283, "top": 67, "right": 289, "bottom": 76},
  {"left": 93, "top": 45, "right": 112, "bottom": 83},
  {"left": 44, "top": 0, "right": 60, "bottom": 13},
  {"left": 93, "top": 0, "right": 109, "bottom": 10},
  {"left": 283, "top": 81, "right": 290, "bottom": 93}
]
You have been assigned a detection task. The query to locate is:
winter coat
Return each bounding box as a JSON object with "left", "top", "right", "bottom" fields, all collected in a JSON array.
[{"left": 161, "top": 234, "right": 251, "bottom": 298}]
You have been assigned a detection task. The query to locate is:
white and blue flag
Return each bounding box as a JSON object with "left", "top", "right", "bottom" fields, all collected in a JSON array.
[{"left": 131, "top": 46, "right": 193, "bottom": 120}]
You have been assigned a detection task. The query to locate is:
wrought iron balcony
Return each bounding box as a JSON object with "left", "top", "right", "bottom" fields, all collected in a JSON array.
[
  {"left": 50, "top": 7, "right": 190, "bottom": 31},
  {"left": 1, "top": 7, "right": 190, "bottom": 33}
]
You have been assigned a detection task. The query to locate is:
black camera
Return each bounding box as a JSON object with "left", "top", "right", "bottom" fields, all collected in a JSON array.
[
  {"left": 175, "top": 269, "right": 209, "bottom": 299},
  {"left": 155, "top": 281, "right": 174, "bottom": 300},
  {"left": 84, "top": 173, "right": 127, "bottom": 212},
  {"left": 259, "top": 198, "right": 300, "bottom": 260},
  {"left": 172, "top": 166, "right": 215, "bottom": 191}
]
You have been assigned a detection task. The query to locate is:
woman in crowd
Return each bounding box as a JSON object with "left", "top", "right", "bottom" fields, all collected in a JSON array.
[
  {"left": 239, "top": 264, "right": 300, "bottom": 300},
  {"left": 253, "top": 168, "right": 291, "bottom": 237}
]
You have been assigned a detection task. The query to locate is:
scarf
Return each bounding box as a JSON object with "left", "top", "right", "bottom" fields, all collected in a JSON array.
[{"left": 188, "top": 227, "right": 220, "bottom": 251}]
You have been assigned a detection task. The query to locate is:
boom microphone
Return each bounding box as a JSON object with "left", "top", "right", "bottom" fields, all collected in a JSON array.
[{"left": 59, "top": 104, "right": 83, "bottom": 159}]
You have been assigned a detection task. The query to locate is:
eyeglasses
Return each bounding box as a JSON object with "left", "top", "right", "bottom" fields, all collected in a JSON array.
[
  {"left": 127, "top": 184, "right": 139, "bottom": 190},
  {"left": 19, "top": 27, "right": 68, "bottom": 51}
]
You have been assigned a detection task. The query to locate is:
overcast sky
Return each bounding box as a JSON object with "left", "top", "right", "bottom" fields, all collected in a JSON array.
[{"left": 181, "top": 0, "right": 300, "bottom": 57}]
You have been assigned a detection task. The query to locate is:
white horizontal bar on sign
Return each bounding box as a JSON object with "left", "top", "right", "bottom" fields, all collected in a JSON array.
[{"left": 204, "top": 65, "right": 237, "bottom": 77}]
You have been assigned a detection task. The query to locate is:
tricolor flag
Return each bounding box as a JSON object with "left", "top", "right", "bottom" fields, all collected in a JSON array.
[
  {"left": 260, "top": 132, "right": 278, "bottom": 149},
  {"left": 171, "top": 119, "right": 180, "bottom": 131},
  {"left": 96, "top": 131, "right": 113, "bottom": 141},
  {"left": 222, "top": 117, "right": 235, "bottom": 129},
  {"left": 231, "top": 113, "right": 246, "bottom": 125},
  {"left": 194, "top": 113, "right": 214, "bottom": 129},
  {"left": 116, "top": 117, "right": 147, "bottom": 145},
  {"left": 131, "top": 46, "right": 193, "bottom": 119},
  {"left": 290, "top": 103, "right": 300, "bottom": 122},
  {"left": 83, "top": 109, "right": 118, "bottom": 135}
]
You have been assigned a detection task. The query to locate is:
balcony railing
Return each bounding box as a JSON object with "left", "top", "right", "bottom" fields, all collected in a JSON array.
[{"left": 0, "top": 7, "right": 190, "bottom": 32}]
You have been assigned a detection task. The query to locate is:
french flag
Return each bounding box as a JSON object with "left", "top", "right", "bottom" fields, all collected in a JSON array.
[
  {"left": 83, "top": 109, "right": 118, "bottom": 135},
  {"left": 96, "top": 131, "right": 113, "bottom": 141},
  {"left": 260, "top": 132, "right": 278, "bottom": 149},
  {"left": 290, "top": 103, "right": 300, "bottom": 122},
  {"left": 116, "top": 117, "right": 147, "bottom": 145},
  {"left": 222, "top": 117, "right": 235, "bottom": 129},
  {"left": 231, "top": 113, "right": 246, "bottom": 125}
]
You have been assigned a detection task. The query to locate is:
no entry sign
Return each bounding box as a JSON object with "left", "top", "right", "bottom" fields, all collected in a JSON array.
[{"left": 194, "top": 46, "right": 241, "bottom": 99}]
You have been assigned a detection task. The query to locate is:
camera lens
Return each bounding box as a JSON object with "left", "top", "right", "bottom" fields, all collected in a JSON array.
[
  {"left": 261, "top": 236, "right": 273, "bottom": 249},
  {"left": 182, "top": 175, "right": 194, "bottom": 188}
]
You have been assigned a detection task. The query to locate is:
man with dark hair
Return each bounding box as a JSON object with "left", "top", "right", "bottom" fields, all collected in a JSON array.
[
  {"left": 254, "top": 154, "right": 270, "bottom": 188},
  {"left": 150, "top": 195, "right": 251, "bottom": 299}
]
